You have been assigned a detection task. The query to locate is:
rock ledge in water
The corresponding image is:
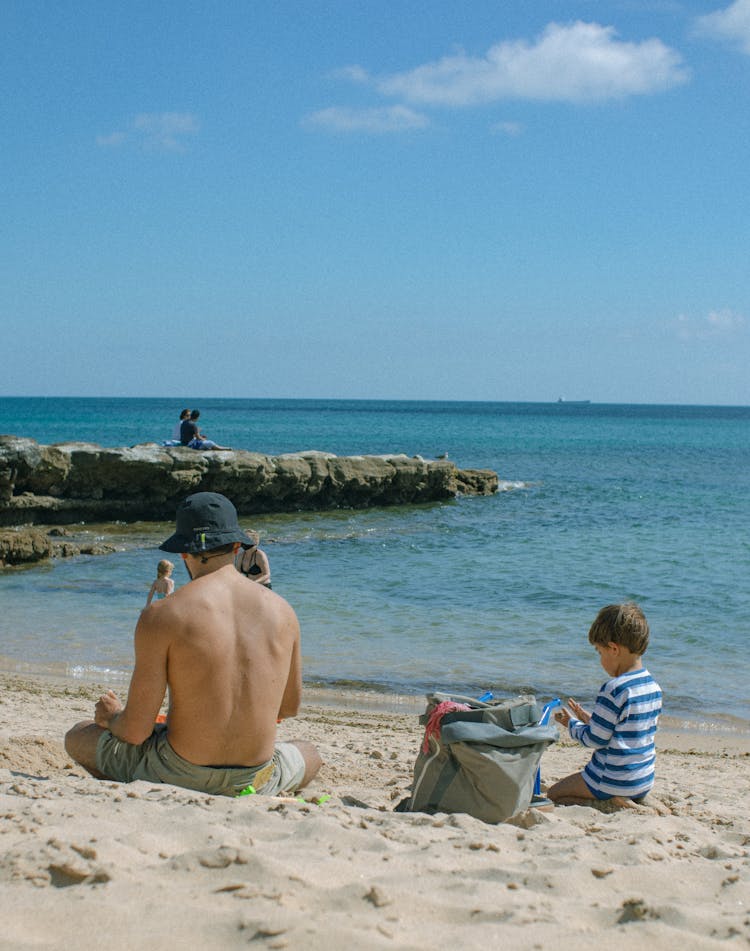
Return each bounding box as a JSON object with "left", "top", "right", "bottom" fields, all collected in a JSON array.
[{"left": 0, "top": 437, "right": 499, "bottom": 563}]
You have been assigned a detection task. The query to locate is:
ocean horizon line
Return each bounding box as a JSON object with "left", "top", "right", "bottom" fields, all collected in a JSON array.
[{"left": 2, "top": 395, "right": 749, "bottom": 411}]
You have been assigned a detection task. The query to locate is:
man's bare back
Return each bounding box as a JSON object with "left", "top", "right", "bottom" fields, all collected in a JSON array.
[
  {"left": 65, "top": 492, "right": 321, "bottom": 796},
  {"left": 144, "top": 561, "right": 300, "bottom": 766}
]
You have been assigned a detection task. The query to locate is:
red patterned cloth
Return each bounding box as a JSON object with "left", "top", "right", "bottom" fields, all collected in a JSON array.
[{"left": 422, "top": 701, "right": 471, "bottom": 753}]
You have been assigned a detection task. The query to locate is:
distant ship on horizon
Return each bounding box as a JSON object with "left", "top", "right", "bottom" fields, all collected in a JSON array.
[{"left": 556, "top": 398, "right": 591, "bottom": 405}]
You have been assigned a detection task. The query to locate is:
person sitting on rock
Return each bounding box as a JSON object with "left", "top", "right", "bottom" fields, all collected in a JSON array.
[
  {"left": 179, "top": 409, "right": 231, "bottom": 451},
  {"left": 162, "top": 408, "right": 192, "bottom": 447}
]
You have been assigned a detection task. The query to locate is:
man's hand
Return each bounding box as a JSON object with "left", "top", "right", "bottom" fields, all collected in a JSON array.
[{"left": 95, "top": 690, "right": 123, "bottom": 730}]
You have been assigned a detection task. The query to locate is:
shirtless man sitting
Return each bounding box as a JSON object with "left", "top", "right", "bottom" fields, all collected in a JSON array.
[{"left": 65, "top": 492, "right": 321, "bottom": 798}]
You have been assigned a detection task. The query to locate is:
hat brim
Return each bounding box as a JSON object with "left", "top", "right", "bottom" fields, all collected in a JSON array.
[{"left": 159, "top": 527, "right": 255, "bottom": 554}]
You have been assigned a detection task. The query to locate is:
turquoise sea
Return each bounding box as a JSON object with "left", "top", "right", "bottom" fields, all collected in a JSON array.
[{"left": 1, "top": 397, "right": 749, "bottom": 731}]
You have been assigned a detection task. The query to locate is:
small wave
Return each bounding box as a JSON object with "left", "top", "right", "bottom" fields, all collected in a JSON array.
[
  {"left": 658, "top": 712, "right": 750, "bottom": 736},
  {"left": 497, "top": 480, "right": 529, "bottom": 491},
  {"left": 68, "top": 664, "right": 130, "bottom": 685}
]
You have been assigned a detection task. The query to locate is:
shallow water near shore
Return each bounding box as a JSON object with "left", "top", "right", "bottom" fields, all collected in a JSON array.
[{"left": 1, "top": 397, "right": 749, "bottom": 730}]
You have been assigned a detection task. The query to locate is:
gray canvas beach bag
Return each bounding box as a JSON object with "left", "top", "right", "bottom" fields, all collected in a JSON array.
[{"left": 399, "top": 692, "right": 558, "bottom": 824}]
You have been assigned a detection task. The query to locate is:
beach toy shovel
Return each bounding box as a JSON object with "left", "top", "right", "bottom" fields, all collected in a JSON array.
[{"left": 533, "top": 698, "right": 562, "bottom": 796}]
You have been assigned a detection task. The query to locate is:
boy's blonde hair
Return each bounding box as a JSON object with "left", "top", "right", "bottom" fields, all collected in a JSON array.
[
  {"left": 588, "top": 602, "right": 650, "bottom": 655},
  {"left": 157, "top": 559, "right": 174, "bottom": 577}
]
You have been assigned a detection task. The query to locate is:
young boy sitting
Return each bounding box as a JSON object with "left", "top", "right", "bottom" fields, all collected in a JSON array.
[{"left": 548, "top": 602, "right": 662, "bottom": 806}]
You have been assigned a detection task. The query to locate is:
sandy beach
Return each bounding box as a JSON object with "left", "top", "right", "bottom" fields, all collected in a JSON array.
[{"left": 0, "top": 673, "right": 748, "bottom": 950}]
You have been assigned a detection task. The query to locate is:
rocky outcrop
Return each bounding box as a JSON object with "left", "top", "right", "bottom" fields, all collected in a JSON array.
[
  {"left": 0, "top": 527, "right": 52, "bottom": 564},
  {"left": 0, "top": 437, "right": 499, "bottom": 530},
  {"left": 0, "top": 527, "right": 116, "bottom": 566}
]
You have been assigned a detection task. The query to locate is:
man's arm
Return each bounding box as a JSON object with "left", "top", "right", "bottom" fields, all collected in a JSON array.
[
  {"left": 252, "top": 549, "right": 271, "bottom": 586},
  {"left": 278, "top": 625, "right": 302, "bottom": 720},
  {"left": 98, "top": 612, "right": 168, "bottom": 744}
]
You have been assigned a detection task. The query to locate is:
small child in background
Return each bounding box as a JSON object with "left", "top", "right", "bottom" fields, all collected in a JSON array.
[
  {"left": 145, "top": 559, "right": 175, "bottom": 607},
  {"left": 549, "top": 602, "right": 662, "bottom": 806}
]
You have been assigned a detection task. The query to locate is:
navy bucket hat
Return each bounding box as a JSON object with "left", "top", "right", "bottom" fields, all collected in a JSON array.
[{"left": 159, "top": 492, "right": 254, "bottom": 554}]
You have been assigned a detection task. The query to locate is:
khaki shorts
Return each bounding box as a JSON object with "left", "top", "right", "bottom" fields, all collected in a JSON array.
[{"left": 96, "top": 725, "right": 306, "bottom": 798}]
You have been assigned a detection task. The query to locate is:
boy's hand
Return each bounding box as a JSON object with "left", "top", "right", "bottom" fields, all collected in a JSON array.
[
  {"left": 555, "top": 698, "right": 591, "bottom": 728},
  {"left": 567, "top": 698, "right": 590, "bottom": 724}
]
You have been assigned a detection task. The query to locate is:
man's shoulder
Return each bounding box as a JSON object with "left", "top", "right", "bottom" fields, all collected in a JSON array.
[
  {"left": 241, "top": 576, "right": 294, "bottom": 611},
  {"left": 238, "top": 578, "right": 298, "bottom": 628}
]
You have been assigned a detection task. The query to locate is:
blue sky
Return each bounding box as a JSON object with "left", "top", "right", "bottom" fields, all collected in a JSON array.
[{"left": 3, "top": 1, "right": 749, "bottom": 404}]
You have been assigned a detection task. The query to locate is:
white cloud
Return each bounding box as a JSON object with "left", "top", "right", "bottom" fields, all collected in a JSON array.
[
  {"left": 368, "top": 21, "right": 688, "bottom": 105},
  {"left": 331, "top": 65, "right": 370, "bottom": 84},
  {"left": 302, "top": 105, "right": 430, "bottom": 134},
  {"left": 707, "top": 308, "right": 746, "bottom": 330},
  {"left": 95, "top": 131, "right": 127, "bottom": 148},
  {"left": 133, "top": 112, "right": 200, "bottom": 151},
  {"left": 695, "top": 0, "right": 750, "bottom": 53},
  {"left": 96, "top": 112, "right": 200, "bottom": 151},
  {"left": 675, "top": 309, "right": 746, "bottom": 340},
  {"left": 491, "top": 120, "right": 523, "bottom": 136}
]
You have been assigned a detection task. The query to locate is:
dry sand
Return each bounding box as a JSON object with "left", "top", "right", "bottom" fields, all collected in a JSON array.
[{"left": 0, "top": 672, "right": 748, "bottom": 950}]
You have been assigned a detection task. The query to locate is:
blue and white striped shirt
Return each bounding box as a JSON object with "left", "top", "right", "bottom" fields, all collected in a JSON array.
[{"left": 569, "top": 667, "right": 662, "bottom": 799}]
